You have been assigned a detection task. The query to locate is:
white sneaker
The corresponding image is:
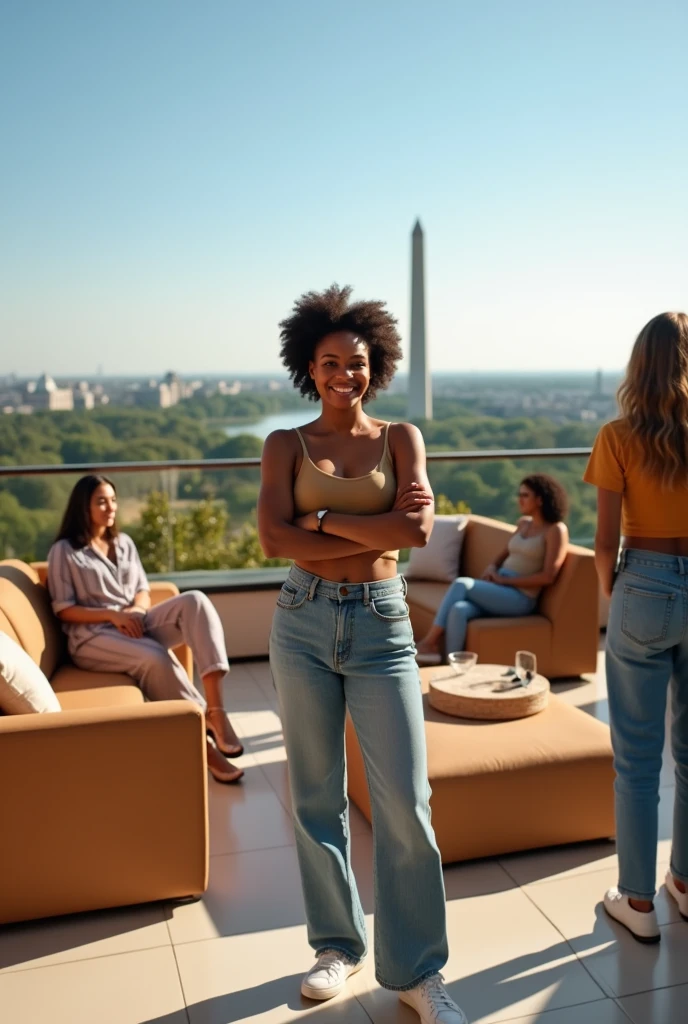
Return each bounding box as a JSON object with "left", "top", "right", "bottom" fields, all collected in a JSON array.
[
  {"left": 665, "top": 870, "right": 688, "bottom": 920},
  {"left": 603, "top": 888, "right": 660, "bottom": 943},
  {"left": 301, "top": 949, "right": 364, "bottom": 1000},
  {"left": 399, "top": 973, "right": 468, "bottom": 1023}
]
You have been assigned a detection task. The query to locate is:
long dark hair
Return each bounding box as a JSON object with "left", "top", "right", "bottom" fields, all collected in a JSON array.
[
  {"left": 521, "top": 474, "right": 568, "bottom": 524},
  {"left": 617, "top": 311, "right": 688, "bottom": 487},
  {"left": 56, "top": 474, "right": 118, "bottom": 549}
]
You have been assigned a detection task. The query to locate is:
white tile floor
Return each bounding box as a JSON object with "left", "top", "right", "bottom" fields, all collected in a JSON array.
[{"left": 0, "top": 650, "right": 684, "bottom": 1024}]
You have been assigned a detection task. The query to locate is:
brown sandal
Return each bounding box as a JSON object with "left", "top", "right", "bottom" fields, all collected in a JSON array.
[
  {"left": 206, "top": 706, "right": 244, "bottom": 758},
  {"left": 206, "top": 739, "right": 244, "bottom": 784},
  {"left": 208, "top": 761, "right": 244, "bottom": 784}
]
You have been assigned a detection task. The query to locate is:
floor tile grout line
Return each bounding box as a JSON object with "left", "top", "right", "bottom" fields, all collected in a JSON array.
[
  {"left": 497, "top": 848, "right": 675, "bottom": 891},
  {"left": 0, "top": 941, "right": 176, "bottom": 977},
  {"left": 165, "top": 914, "right": 192, "bottom": 1024},
  {"left": 255, "top": 758, "right": 293, "bottom": 818},
  {"left": 200, "top": 842, "right": 301, "bottom": 867},
  {"left": 516, "top": 881, "right": 613, "bottom": 999},
  {"left": 614, "top": 978, "right": 688, "bottom": 998},
  {"left": 209, "top": 839, "right": 296, "bottom": 858},
  {"left": 493, "top": 996, "right": 617, "bottom": 1024},
  {"left": 613, "top": 995, "right": 639, "bottom": 1023},
  {"left": 353, "top": 993, "right": 376, "bottom": 1022}
]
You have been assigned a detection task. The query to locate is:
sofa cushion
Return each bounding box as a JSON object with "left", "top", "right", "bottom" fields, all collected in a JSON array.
[
  {"left": 465, "top": 615, "right": 552, "bottom": 674},
  {"left": 406, "top": 515, "right": 467, "bottom": 583},
  {"left": 0, "top": 561, "right": 65, "bottom": 679},
  {"left": 346, "top": 677, "right": 615, "bottom": 863},
  {"left": 0, "top": 632, "right": 61, "bottom": 714},
  {"left": 406, "top": 581, "right": 448, "bottom": 616},
  {"left": 0, "top": 609, "right": 21, "bottom": 645},
  {"left": 50, "top": 664, "right": 140, "bottom": 695},
  {"left": 57, "top": 685, "right": 144, "bottom": 710}
]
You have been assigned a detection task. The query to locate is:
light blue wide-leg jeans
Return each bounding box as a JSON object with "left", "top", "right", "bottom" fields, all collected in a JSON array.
[
  {"left": 434, "top": 571, "right": 537, "bottom": 655},
  {"left": 269, "top": 565, "right": 448, "bottom": 991},
  {"left": 606, "top": 550, "right": 688, "bottom": 900}
]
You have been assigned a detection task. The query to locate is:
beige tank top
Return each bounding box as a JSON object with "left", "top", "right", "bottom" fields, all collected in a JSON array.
[
  {"left": 502, "top": 527, "right": 546, "bottom": 598},
  {"left": 293, "top": 423, "right": 399, "bottom": 561}
]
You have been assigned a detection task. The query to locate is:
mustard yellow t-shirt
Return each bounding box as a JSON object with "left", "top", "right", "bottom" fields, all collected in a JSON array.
[{"left": 584, "top": 419, "right": 688, "bottom": 537}]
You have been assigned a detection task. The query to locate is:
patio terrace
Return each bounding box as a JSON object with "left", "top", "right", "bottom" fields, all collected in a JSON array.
[
  {"left": 0, "top": 452, "right": 684, "bottom": 1023},
  {"left": 0, "top": 643, "right": 684, "bottom": 1024}
]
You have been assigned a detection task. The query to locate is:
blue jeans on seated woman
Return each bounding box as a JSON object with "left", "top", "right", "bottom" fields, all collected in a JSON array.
[{"left": 434, "top": 570, "right": 537, "bottom": 656}]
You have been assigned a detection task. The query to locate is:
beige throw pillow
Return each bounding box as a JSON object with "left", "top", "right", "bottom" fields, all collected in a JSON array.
[
  {"left": 0, "top": 631, "right": 61, "bottom": 714},
  {"left": 405, "top": 515, "right": 468, "bottom": 583}
]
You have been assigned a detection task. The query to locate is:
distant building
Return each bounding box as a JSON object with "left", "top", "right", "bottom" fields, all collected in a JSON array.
[
  {"left": 26, "top": 374, "right": 74, "bottom": 411},
  {"left": 594, "top": 369, "right": 603, "bottom": 396},
  {"left": 73, "top": 391, "right": 95, "bottom": 410},
  {"left": 133, "top": 372, "right": 183, "bottom": 408},
  {"left": 163, "top": 371, "right": 182, "bottom": 405}
]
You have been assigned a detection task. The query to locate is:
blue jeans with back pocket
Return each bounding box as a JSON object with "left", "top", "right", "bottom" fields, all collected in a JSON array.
[
  {"left": 606, "top": 550, "right": 688, "bottom": 899},
  {"left": 269, "top": 564, "right": 448, "bottom": 990}
]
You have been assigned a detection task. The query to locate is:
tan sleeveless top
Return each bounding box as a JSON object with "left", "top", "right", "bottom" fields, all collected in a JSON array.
[
  {"left": 502, "top": 527, "right": 546, "bottom": 598},
  {"left": 293, "top": 423, "right": 399, "bottom": 561}
]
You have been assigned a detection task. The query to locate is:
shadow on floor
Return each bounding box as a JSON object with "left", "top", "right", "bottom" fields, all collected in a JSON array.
[
  {"left": 141, "top": 973, "right": 364, "bottom": 1023},
  {"left": 141, "top": 912, "right": 631, "bottom": 1024},
  {"left": 0, "top": 901, "right": 173, "bottom": 972}
]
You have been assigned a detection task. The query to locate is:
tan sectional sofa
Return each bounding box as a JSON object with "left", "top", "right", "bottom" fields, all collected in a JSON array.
[
  {"left": 0, "top": 559, "right": 208, "bottom": 926},
  {"left": 346, "top": 671, "right": 615, "bottom": 864},
  {"left": 407, "top": 514, "right": 599, "bottom": 679}
]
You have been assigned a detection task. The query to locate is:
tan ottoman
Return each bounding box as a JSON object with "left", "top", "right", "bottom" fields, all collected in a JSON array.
[{"left": 345, "top": 671, "right": 615, "bottom": 864}]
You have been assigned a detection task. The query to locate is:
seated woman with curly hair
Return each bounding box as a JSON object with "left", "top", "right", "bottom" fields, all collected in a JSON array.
[{"left": 416, "top": 474, "right": 569, "bottom": 664}]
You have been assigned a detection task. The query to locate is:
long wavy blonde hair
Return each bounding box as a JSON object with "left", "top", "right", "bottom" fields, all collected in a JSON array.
[{"left": 617, "top": 311, "right": 688, "bottom": 487}]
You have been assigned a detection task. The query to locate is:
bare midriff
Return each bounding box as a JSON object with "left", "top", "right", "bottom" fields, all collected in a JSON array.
[
  {"left": 295, "top": 551, "right": 400, "bottom": 585},
  {"left": 623, "top": 536, "right": 688, "bottom": 556}
]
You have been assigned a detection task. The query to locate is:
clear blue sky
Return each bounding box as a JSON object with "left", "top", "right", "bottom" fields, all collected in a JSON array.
[{"left": 1, "top": 0, "right": 687, "bottom": 376}]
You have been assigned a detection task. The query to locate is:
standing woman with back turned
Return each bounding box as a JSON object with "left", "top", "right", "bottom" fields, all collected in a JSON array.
[
  {"left": 258, "top": 286, "right": 466, "bottom": 1023},
  {"left": 585, "top": 311, "right": 688, "bottom": 943}
]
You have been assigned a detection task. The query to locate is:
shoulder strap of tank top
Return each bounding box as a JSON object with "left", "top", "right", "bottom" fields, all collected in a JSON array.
[
  {"left": 293, "top": 428, "right": 308, "bottom": 458},
  {"left": 381, "top": 422, "right": 392, "bottom": 463}
]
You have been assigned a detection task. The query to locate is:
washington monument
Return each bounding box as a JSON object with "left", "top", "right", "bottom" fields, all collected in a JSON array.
[{"left": 408, "top": 219, "right": 432, "bottom": 420}]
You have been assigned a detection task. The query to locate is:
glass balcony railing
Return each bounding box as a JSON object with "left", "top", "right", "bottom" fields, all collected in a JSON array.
[{"left": 0, "top": 447, "right": 594, "bottom": 572}]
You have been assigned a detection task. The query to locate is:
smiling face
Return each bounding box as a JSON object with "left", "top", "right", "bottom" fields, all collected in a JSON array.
[
  {"left": 309, "top": 332, "right": 371, "bottom": 408},
  {"left": 89, "top": 482, "right": 118, "bottom": 533}
]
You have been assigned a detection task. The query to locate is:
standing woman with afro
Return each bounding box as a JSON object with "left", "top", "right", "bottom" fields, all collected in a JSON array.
[{"left": 258, "top": 286, "right": 466, "bottom": 1023}]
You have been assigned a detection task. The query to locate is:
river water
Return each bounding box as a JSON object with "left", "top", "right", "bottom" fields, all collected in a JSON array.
[{"left": 222, "top": 410, "right": 317, "bottom": 440}]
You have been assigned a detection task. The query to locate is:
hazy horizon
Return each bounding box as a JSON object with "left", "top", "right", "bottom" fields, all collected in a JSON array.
[
  {"left": 3, "top": 368, "right": 625, "bottom": 383},
  {"left": 2, "top": 1, "right": 686, "bottom": 377}
]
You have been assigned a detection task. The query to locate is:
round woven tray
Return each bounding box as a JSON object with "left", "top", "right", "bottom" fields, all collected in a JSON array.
[{"left": 427, "top": 663, "right": 550, "bottom": 720}]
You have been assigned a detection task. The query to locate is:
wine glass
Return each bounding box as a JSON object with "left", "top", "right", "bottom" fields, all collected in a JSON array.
[
  {"left": 447, "top": 651, "right": 478, "bottom": 676},
  {"left": 515, "top": 650, "right": 537, "bottom": 686}
]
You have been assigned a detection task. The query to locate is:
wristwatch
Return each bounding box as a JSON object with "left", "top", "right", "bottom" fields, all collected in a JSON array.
[{"left": 316, "top": 509, "right": 329, "bottom": 532}]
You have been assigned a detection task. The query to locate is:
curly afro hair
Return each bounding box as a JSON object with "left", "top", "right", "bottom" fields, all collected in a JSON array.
[
  {"left": 520, "top": 474, "right": 569, "bottom": 524},
  {"left": 279, "top": 284, "right": 403, "bottom": 402}
]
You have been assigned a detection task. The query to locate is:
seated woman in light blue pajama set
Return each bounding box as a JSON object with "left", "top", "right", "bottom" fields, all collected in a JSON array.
[{"left": 47, "top": 474, "right": 243, "bottom": 783}]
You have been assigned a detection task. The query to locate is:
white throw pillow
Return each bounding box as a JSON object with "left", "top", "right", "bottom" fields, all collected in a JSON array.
[
  {"left": 0, "top": 632, "right": 61, "bottom": 714},
  {"left": 405, "top": 515, "right": 468, "bottom": 583}
]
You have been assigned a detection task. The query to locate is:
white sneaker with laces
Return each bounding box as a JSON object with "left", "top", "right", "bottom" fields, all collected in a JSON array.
[
  {"left": 665, "top": 870, "right": 688, "bottom": 920},
  {"left": 399, "top": 973, "right": 468, "bottom": 1023},
  {"left": 603, "top": 888, "right": 660, "bottom": 943},
  {"left": 300, "top": 949, "right": 364, "bottom": 1000}
]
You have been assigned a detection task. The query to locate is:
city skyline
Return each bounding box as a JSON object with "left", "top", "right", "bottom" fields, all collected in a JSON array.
[{"left": 2, "top": 2, "right": 687, "bottom": 376}]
